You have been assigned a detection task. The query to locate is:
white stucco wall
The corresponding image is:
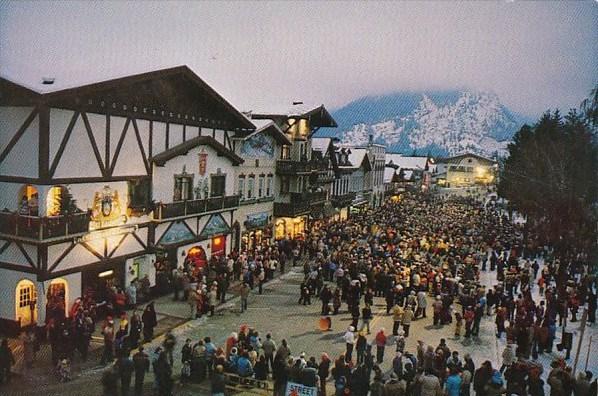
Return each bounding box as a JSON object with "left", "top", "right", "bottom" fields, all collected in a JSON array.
[
  {"left": 152, "top": 144, "right": 236, "bottom": 203},
  {"left": 0, "top": 106, "right": 39, "bottom": 177}
]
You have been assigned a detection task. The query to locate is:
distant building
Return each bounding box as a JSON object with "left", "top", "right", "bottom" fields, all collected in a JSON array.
[
  {"left": 434, "top": 153, "right": 498, "bottom": 188},
  {"left": 249, "top": 104, "right": 337, "bottom": 240},
  {"left": 385, "top": 154, "right": 434, "bottom": 192}
]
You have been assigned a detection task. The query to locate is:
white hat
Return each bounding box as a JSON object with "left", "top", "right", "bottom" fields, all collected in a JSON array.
[{"left": 348, "top": 326, "right": 355, "bottom": 331}]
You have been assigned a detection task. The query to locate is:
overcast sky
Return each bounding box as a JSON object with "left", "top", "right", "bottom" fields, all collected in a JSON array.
[{"left": 1, "top": 1, "right": 596, "bottom": 117}]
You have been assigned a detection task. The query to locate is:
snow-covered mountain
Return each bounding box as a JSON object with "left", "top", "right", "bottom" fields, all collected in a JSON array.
[{"left": 316, "top": 90, "right": 529, "bottom": 157}]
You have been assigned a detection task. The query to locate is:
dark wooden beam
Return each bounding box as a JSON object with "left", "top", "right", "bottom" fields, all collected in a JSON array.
[
  {"left": 0, "top": 261, "right": 38, "bottom": 275},
  {"left": 38, "top": 105, "right": 50, "bottom": 179},
  {"left": 0, "top": 174, "right": 150, "bottom": 184},
  {"left": 108, "top": 233, "right": 129, "bottom": 258},
  {"left": 165, "top": 122, "right": 170, "bottom": 150},
  {"left": 131, "top": 118, "right": 151, "bottom": 175},
  {"left": 131, "top": 231, "right": 148, "bottom": 250},
  {"left": 47, "top": 241, "right": 76, "bottom": 273},
  {"left": 109, "top": 117, "right": 131, "bottom": 175},
  {"left": 0, "top": 108, "right": 38, "bottom": 165},
  {"left": 81, "top": 112, "right": 107, "bottom": 176},
  {"left": 105, "top": 114, "right": 111, "bottom": 171},
  {"left": 148, "top": 120, "right": 153, "bottom": 158},
  {"left": 14, "top": 241, "right": 37, "bottom": 270},
  {"left": 49, "top": 111, "right": 79, "bottom": 177}
]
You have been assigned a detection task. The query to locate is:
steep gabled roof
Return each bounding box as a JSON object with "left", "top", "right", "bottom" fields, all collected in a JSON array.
[
  {"left": 436, "top": 152, "right": 497, "bottom": 165},
  {"left": 151, "top": 135, "right": 243, "bottom": 166},
  {"left": 238, "top": 119, "right": 292, "bottom": 146},
  {"left": 1, "top": 66, "right": 255, "bottom": 130},
  {"left": 251, "top": 104, "right": 337, "bottom": 128}
]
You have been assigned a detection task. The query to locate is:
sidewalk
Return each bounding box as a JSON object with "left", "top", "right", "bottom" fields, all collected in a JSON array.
[{"left": 4, "top": 256, "right": 308, "bottom": 389}]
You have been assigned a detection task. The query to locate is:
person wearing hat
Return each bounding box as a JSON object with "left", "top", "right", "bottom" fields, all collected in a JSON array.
[
  {"left": 133, "top": 346, "right": 149, "bottom": 396},
  {"left": 343, "top": 326, "right": 356, "bottom": 363},
  {"left": 100, "top": 317, "right": 115, "bottom": 365}
]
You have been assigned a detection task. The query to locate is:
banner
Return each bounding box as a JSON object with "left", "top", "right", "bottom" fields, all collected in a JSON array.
[{"left": 285, "top": 382, "right": 318, "bottom": 396}]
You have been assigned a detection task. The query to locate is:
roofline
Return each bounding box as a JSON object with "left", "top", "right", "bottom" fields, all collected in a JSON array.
[
  {"left": 237, "top": 122, "right": 292, "bottom": 146},
  {"left": 151, "top": 135, "right": 244, "bottom": 166},
  {"left": 251, "top": 104, "right": 338, "bottom": 128},
  {"left": 437, "top": 152, "right": 497, "bottom": 164},
  {"left": 10, "top": 66, "right": 254, "bottom": 130}
]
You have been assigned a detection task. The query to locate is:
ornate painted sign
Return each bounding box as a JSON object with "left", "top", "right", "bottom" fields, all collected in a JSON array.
[
  {"left": 245, "top": 212, "right": 269, "bottom": 230},
  {"left": 199, "top": 213, "right": 230, "bottom": 238},
  {"left": 241, "top": 133, "right": 274, "bottom": 158},
  {"left": 199, "top": 149, "right": 208, "bottom": 176},
  {"left": 158, "top": 221, "right": 195, "bottom": 245},
  {"left": 90, "top": 186, "right": 127, "bottom": 229}
]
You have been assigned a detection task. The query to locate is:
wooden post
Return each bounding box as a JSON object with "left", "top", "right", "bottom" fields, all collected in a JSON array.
[
  {"left": 573, "top": 308, "right": 588, "bottom": 374},
  {"left": 584, "top": 335, "right": 593, "bottom": 371}
]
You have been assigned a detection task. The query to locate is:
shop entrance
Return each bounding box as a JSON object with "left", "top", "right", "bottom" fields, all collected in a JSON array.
[
  {"left": 46, "top": 278, "right": 68, "bottom": 323},
  {"left": 186, "top": 246, "right": 208, "bottom": 277},
  {"left": 15, "top": 279, "right": 37, "bottom": 327},
  {"left": 82, "top": 263, "right": 124, "bottom": 311},
  {"left": 211, "top": 235, "right": 226, "bottom": 257}
]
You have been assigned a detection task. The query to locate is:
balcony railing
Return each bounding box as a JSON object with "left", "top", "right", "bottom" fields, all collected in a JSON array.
[
  {"left": 154, "top": 195, "right": 240, "bottom": 220},
  {"left": 276, "top": 159, "right": 329, "bottom": 175},
  {"left": 273, "top": 191, "right": 328, "bottom": 218},
  {"left": 273, "top": 202, "right": 311, "bottom": 217},
  {"left": 0, "top": 211, "right": 91, "bottom": 240},
  {"left": 331, "top": 192, "right": 356, "bottom": 207},
  {"left": 289, "top": 191, "right": 327, "bottom": 205}
]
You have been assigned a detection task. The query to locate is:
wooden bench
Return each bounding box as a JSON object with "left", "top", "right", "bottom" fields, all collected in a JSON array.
[{"left": 223, "top": 372, "right": 271, "bottom": 395}]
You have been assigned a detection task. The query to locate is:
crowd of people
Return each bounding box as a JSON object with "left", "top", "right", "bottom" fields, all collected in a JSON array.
[{"left": 2, "top": 190, "right": 597, "bottom": 396}]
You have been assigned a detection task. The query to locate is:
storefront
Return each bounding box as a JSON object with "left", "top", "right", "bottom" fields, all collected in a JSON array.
[
  {"left": 242, "top": 212, "right": 273, "bottom": 251},
  {"left": 275, "top": 216, "right": 306, "bottom": 240},
  {"left": 81, "top": 261, "right": 125, "bottom": 307}
]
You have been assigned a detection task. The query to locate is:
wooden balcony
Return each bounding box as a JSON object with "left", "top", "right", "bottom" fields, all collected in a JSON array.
[
  {"left": 154, "top": 195, "right": 240, "bottom": 220},
  {"left": 276, "top": 159, "right": 329, "bottom": 175},
  {"left": 274, "top": 191, "right": 328, "bottom": 217},
  {"left": 0, "top": 211, "right": 91, "bottom": 240},
  {"left": 331, "top": 192, "right": 356, "bottom": 208}
]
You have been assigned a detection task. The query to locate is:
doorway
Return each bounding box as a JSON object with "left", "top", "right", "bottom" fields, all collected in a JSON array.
[{"left": 15, "top": 279, "right": 37, "bottom": 327}]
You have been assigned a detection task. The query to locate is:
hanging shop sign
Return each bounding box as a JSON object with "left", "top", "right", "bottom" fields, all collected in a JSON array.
[
  {"left": 199, "top": 213, "right": 230, "bottom": 238},
  {"left": 245, "top": 212, "right": 270, "bottom": 230},
  {"left": 158, "top": 221, "right": 195, "bottom": 245},
  {"left": 90, "top": 186, "right": 128, "bottom": 229},
  {"left": 198, "top": 149, "right": 208, "bottom": 176}
]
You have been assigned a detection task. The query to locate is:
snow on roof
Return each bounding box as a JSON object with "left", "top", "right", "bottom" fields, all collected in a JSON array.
[
  {"left": 384, "top": 167, "right": 397, "bottom": 183},
  {"left": 250, "top": 119, "right": 275, "bottom": 130},
  {"left": 385, "top": 154, "right": 428, "bottom": 170},
  {"left": 250, "top": 102, "right": 323, "bottom": 117},
  {"left": 311, "top": 137, "right": 332, "bottom": 153},
  {"left": 348, "top": 148, "right": 369, "bottom": 169}
]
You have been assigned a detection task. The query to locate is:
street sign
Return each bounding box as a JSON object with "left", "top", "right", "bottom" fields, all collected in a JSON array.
[{"left": 285, "top": 382, "right": 318, "bottom": 396}]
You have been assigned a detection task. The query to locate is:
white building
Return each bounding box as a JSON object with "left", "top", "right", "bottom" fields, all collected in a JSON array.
[
  {"left": 249, "top": 105, "right": 337, "bottom": 239},
  {"left": 434, "top": 153, "right": 498, "bottom": 188},
  {"left": 0, "top": 66, "right": 254, "bottom": 334},
  {"left": 231, "top": 120, "right": 291, "bottom": 252}
]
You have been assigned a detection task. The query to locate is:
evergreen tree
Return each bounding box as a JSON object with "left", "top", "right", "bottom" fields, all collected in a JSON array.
[{"left": 498, "top": 109, "right": 598, "bottom": 254}]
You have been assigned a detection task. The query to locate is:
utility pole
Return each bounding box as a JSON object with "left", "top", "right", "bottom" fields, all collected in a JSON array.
[
  {"left": 573, "top": 308, "right": 588, "bottom": 374},
  {"left": 584, "top": 335, "right": 593, "bottom": 372}
]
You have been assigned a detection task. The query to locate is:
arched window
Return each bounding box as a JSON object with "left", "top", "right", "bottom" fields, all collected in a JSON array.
[
  {"left": 46, "top": 278, "right": 68, "bottom": 321},
  {"left": 18, "top": 185, "right": 39, "bottom": 216},
  {"left": 15, "top": 279, "right": 37, "bottom": 326},
  {"left": 47, "top": 185, "right": 78, "bottom": 216}
]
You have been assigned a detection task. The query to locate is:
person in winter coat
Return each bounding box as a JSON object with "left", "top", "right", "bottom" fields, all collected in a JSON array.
[
  {"left": 142, "top": 302, "right": 157, "bottom": 342},
  {"left": 384, "top": 372, "right": 407, "bottom": 396},
  {"left": 500, "top": 343, "right": 515, "bottom": 373},
  {"left": 343, "top": 326, "right": 355, "bottom": 363},
  {"left": 375, "top": 328, "right": 387, "bottom": 364},
  {"left": 419, "top": 370, "right": 442, "bottom": 396},
  {"left": 0, "top": 339, "right": 15, "bottom": 384},
  {"left": 416, "top": 290, "right": 428, "bottom": 318},
  {"left": 445, "top": 367, "right": 463, "bottom": 396},
  {"left": 318, "top": 353, "right": 331, "bottom": 396},
  {"left": 402, "top": 306, "right": 414, "bottom": 337},
  {"left": 211, "top": 365, "right": 226, "bottom": 396}
]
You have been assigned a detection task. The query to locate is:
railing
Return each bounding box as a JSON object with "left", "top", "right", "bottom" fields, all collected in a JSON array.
[
  {"left": 273, "top": 191, "right": 328, "bottom": 217},
  {"left": 273, "top": 202, "right": 311, "bottom": 217},
  {"left": 331, "top": 192, "right": 356, "bottom": 207},
  {"left": 0, "top": 211, "right": 91, "bottom": 240},
  {"left": 154, "top": 195, "right": 240, "bottom": 220},
  {"left": 289, "top": 190, "right": 327, "bottom": 205},
  {"left": 276, "top": 159, "right": 329, "bottom": 174}
]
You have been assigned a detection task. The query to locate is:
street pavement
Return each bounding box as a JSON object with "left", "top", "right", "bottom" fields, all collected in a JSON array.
[{"left": 2, "top": 259, "right": 597, "bottom": 395}]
